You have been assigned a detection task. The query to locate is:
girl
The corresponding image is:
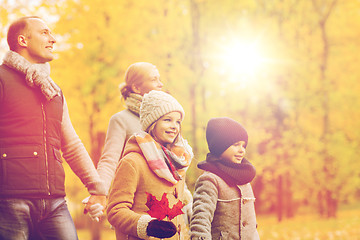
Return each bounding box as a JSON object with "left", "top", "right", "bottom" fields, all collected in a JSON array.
[
  {"left": 107, "top": 90, "right": 191, "bottom": 240},
  {"left": 84, "top": 62, "right": 164, "bottom": 219}
]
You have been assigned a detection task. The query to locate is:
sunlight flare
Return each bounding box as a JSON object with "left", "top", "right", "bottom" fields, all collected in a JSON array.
[{"left": 222, "top": 41, "right": 264, "bottom": 77}]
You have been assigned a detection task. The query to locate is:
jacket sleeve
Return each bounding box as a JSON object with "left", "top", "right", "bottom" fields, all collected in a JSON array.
[
  {"left": 96, "top": 113, "right": 127, "bottom": 195},
  {"left": 0, "top": 75, "right": 3, "bottom": 103},
  {"left": 190, "top": 172, "right": 218, "bottom": 240},
  {"left": 60, "top": 96, "right": 106, "bottom": 195},
  {"left": 107, "top": 154, "right": 144, "bottom": 238}
]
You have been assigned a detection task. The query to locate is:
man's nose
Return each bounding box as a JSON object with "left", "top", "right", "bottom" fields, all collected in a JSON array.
[{"left": 49, "top": 34, "right": 56, "bottom": 43}]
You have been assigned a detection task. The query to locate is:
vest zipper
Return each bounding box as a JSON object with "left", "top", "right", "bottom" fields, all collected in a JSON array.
[{"left": 41, "top": 103, "right": 50, "bottom": 195}]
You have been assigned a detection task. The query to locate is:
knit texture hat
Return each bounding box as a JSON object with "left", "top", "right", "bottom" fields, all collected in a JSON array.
[
  {"left": 140, "top": 90, "right": 185, "bottom": 131},
  {"left": 206, "top": 117, "right": 248, "bottom": 157}
]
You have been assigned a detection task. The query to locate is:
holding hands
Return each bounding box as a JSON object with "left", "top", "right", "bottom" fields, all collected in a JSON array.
[{"left": 82, "top": 195, "right": 107, "bottom": 222}]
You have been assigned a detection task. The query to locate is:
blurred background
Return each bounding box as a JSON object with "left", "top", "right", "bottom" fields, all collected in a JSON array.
[{"left": 1, "top": 0, "right": 360, "bottom": 239}]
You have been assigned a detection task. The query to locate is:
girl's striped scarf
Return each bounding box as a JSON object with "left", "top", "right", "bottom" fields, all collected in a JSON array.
[{"left": 134, "top": 131, "right": 190, "bottom": 185}]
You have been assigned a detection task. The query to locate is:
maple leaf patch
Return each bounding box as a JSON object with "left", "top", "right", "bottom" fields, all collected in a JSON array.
[{"left": 145, "top": 192, "right": 185, "bottom": 220}]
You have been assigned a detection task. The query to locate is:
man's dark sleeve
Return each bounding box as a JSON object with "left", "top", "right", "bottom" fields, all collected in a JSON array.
[{"left": 0, "top": 77, "right": 3, "bottom": 103}]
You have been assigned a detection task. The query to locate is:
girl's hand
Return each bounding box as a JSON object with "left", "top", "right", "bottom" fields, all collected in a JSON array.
[
  {"left": 146, "top": 219, "right": 177, "bottom": 238},
  {"left": 82, "top": 195, "right": 106, "bottom": 222}
]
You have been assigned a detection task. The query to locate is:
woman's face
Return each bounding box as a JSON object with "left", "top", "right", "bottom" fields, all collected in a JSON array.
[
  {"left": 134, "top": 67, "right": 163, "bottom": 96},
  {"left": 152, "top": 111, "right": 182, "bottom": 147}
]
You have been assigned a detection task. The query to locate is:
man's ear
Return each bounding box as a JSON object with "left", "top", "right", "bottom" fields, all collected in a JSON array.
[
  {"left": 18, "top": 35, "right": 27, "bottom": 47},
  {"left": 131, "top": 84, "right": 141, "bottom": 94}
]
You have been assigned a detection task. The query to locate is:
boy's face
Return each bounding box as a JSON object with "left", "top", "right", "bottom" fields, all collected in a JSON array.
[{"left": 220, "top": 140, "right": 246, "bottom": 164}]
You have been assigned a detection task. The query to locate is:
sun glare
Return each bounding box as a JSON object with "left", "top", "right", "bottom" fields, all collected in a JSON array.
[{"left": 222, "top": 42, "right": 264, "bottom": 77}]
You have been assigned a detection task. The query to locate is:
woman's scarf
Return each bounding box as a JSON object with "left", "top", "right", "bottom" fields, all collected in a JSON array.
[
  {"left": 3, "top": 50, "right": 61, "bottom": 101},
  {"left": 134, "top": 131, "right": 190, "bottom": 185},
  {"left": 198, "top": 153, "right": 256, "bottom": 186},
  {"left": 125, "top": 93, "right": 142, "bottom": 116}
]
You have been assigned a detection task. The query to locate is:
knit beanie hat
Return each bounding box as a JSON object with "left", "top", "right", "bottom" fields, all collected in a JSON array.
[
  {"left": 140, "top": 90, "right": 185, "bottom": 131},
  {"left": 206, "top": 117, "right": 248, "bottom": 157}
]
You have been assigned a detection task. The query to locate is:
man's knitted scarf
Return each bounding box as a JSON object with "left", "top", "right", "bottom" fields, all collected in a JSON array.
[
  {"left": 134, "top": 131, "right": 190, "bottom": 185},
  {"left": 198, "top": 153, "right": 256, "bottom": 186},
  {"left": 3, "top": 50, "right": 60, "bottom": 101},
  {"left": 125, "top": 93, "right": 142, "bottom": 116}
]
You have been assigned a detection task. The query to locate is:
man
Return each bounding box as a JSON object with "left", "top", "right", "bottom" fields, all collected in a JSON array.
[{"left": 0, "top": 16, "right": 106, "bottom": 240}]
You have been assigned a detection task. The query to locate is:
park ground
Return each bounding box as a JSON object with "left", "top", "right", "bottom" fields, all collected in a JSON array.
[{"left": 78, "top": 203, "right": 360, "bottom": 240}]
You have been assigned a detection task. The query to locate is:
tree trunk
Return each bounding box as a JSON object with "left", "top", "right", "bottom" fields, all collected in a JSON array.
[
  {"left": 325, "top": 189, "right": 337, "bottom": 218},
  {"left": 285, "top": 172, "right": 294, "bottom": 218},
  {"left": 317, "top": 190, "right": 325, "bottom": 216},
  {"left": 189, "top": 0, "right": 203, "bottom": 157},
  {"left": 311, "top": 0, "right": 338, "bottom": 218},
  {"left": 90, "top": 131, "right": 106, "bottom": 240},
  {"left": 277, "top": 175, "right": 283, "bottom": 222}
]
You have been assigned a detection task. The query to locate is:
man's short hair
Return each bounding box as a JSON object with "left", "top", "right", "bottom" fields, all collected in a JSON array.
[{"left": 7, "top": 16, "right": 41, "bottom": 51}]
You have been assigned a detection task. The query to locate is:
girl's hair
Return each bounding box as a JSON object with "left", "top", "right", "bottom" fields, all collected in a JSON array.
[
  {"left": 119, "top": 62, "right": 157, "bottom": 100},
  {"left": 147, "top": 119, "right": 181, "bottom": 147}
]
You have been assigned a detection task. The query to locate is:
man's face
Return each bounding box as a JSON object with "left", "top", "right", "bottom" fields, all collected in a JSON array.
[{"left": 22, "top": 18, "right": 56, "bottom": 63}]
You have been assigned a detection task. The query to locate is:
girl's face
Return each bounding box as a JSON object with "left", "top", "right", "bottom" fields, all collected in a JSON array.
[
  {"left": 133, "top": 67, "right": 163, "bottom": 96},
  {"left": 152, "top": 111, "right": 182, "bottom": 147},
  {"left": 220, "top": 141, "right": 246, "bottom": 164}
]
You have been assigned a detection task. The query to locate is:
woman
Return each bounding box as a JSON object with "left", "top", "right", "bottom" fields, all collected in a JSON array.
[
  {"left": 97, "top": 62, "right": 164, "bottom": 194},
  {"left": 107, "top": 90, "right": 191, "bottom": 239}
]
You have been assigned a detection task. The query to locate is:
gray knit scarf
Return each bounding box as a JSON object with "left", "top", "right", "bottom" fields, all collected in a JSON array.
[
  {"left": 3, "top": 50, "right": 61, "bottom": 101},
  {"left": 125, "top": 93, "right": 142, "bottom": 116}
]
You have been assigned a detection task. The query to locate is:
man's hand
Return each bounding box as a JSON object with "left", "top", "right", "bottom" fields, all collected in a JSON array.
[{"left": 82, "top": 195, "right": 107, "bottom": 222}]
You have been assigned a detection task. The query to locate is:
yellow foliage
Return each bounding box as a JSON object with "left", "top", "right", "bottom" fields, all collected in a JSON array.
[{"left": 1, "top": 0, "right": 360, "bottom": 223}]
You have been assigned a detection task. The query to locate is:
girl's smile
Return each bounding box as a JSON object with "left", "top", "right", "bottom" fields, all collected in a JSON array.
[{"left": 152, "top": 111, "right": 182, "bottom": 147}]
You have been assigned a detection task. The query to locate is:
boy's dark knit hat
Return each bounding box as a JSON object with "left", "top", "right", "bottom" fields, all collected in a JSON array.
[{"left": 206, "top": 117, "right": 248, "bottom": 157}]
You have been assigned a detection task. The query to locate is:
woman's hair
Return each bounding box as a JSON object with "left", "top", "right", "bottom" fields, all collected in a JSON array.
[{"left": 119, "top": 62, "right": 157, "bottom": 100}]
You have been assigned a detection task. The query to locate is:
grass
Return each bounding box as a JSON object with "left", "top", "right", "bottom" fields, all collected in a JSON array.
[
  {"left": 257, "top": 207, "right": 360, "bottom": 240},
  {"left": 78, "top": 227, "right": 116, "bottom": 240},
  {"left": 78, "top": 206, "right": 360, "bottom": 240}
]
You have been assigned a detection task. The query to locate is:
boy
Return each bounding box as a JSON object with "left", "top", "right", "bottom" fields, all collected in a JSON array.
[{"left": 190, "top": 117, "right": 260, "bottom": 240}]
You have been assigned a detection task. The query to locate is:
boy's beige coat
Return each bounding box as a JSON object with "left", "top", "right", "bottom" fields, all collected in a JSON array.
[{"left": 190, "top": 171, "right": 260, "bottom": 240}]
